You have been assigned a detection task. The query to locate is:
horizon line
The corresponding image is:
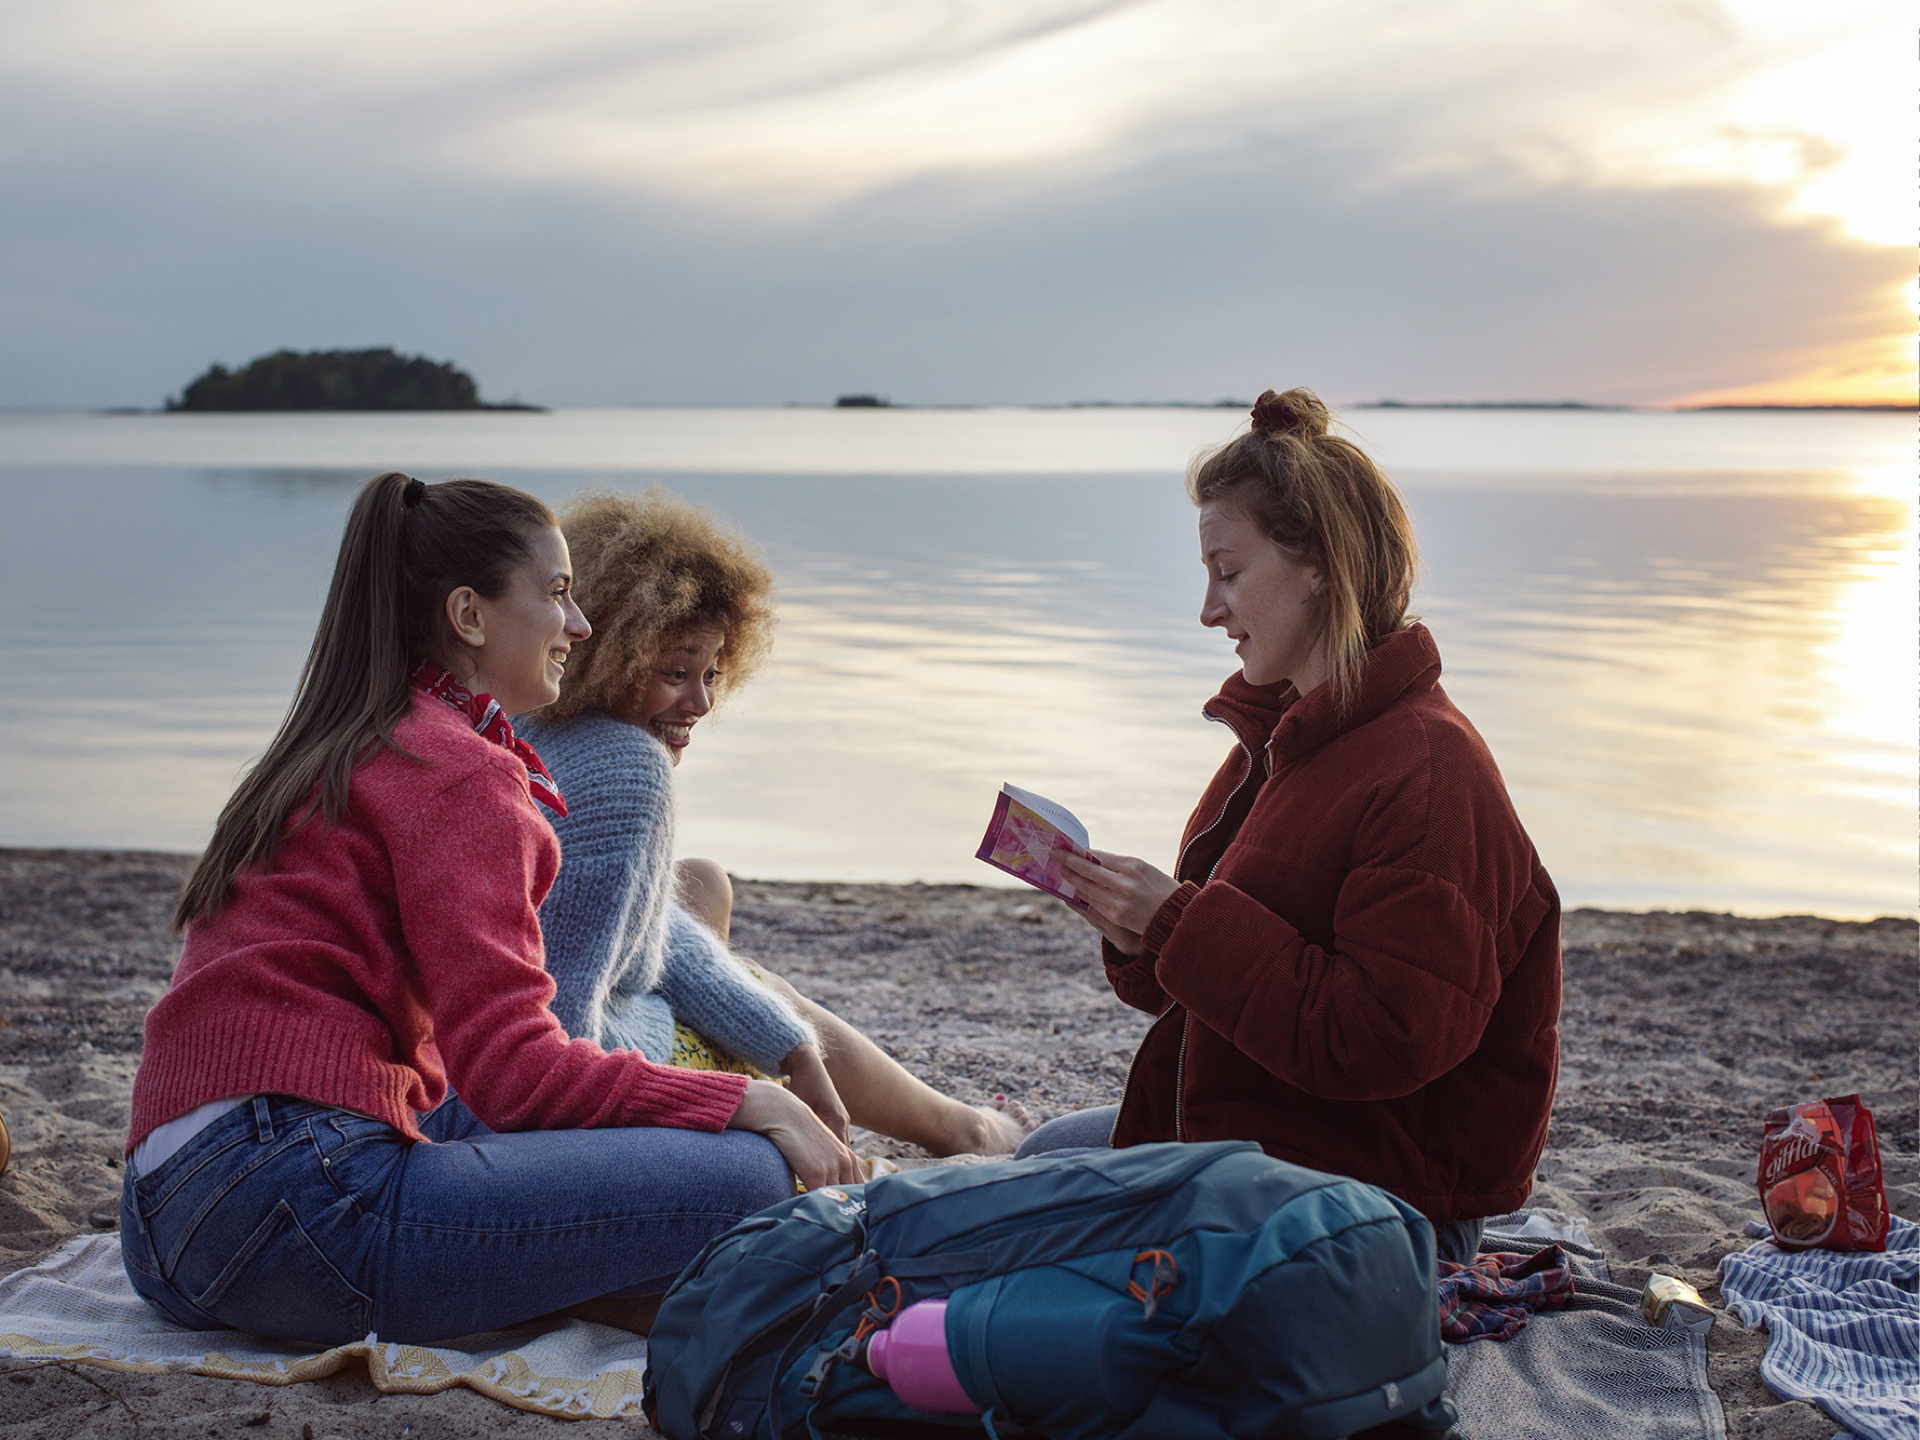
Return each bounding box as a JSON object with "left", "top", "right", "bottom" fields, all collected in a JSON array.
[{"left": 3, "top": 399, "right": 1913, "bottom": 417}]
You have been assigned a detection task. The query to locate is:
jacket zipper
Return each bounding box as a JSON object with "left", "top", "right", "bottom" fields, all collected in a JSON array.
[
  {"left": 1169, "top": 713, "right": 1264, "bottom": 1142},
  {"left": 1173, "top": 712, "right": 1257, "bottom": 883},
  {"left": 1173, "top": 1012, "right": 1192, "bottom": 1141},
  {"left": 1116, "top": 1001, "right": 1180, "bottom": 1137}
]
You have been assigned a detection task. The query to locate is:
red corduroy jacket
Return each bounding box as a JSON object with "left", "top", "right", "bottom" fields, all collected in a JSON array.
[{"left": 1107, "top": 625, "right": 1561, "bottom": 1224}]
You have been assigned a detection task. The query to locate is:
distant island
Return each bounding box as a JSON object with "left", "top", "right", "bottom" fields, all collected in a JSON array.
[
  {"left": 166, "top": 348, "right": 541, "bottom": 412},
  {"left": 834, "top": 394, "right": 890, "bottom": 408}
]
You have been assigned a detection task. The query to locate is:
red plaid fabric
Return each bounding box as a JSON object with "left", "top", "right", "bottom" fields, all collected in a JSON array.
[{"left": 1436, "top": 1246, "right": 1576, "bottom": 1342}]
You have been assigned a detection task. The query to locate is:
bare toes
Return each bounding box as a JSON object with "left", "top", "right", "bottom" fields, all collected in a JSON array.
[
  {"left": 992, "top": 1094, "right": 1039, "bottom": 1133},
  {"left": 972, "top": 1095, "right": 1038, "bottom": 1154}
]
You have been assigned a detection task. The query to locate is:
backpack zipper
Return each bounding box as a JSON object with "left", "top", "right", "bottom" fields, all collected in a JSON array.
[{"left": 901, "top": 1151, "right": 1230, "bottom": 1256}]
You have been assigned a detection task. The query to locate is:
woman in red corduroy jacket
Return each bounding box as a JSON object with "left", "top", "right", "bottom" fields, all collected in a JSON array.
[{"left": 1029, "top": 387, "right": 1562, "bottom": 1265}]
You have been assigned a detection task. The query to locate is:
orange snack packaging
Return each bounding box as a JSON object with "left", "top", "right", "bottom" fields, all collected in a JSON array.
[{"left": 1757, "top": 1094, "right": 1889, "bottom": 1253}]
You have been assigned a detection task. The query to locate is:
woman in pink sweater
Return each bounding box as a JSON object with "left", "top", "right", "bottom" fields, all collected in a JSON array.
[{"left": 122, "top": 471, "right": 858, "bottom": 1346}]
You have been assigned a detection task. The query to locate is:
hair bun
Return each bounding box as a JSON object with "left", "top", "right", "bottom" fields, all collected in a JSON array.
[{"left": 1249, "top": 388, "right": 1330, "bottom": 439}]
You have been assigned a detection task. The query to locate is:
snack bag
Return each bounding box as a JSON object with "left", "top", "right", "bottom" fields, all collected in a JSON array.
[{"left": 1757, "top": 1094, "right": 1890, "bottom": 1252}]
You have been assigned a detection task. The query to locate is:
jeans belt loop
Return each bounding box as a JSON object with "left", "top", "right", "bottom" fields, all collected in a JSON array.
[{"left": 252, "top": 1095, "right": 274, "bottom": 1144}]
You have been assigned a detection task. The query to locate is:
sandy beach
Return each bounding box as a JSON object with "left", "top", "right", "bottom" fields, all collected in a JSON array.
[{"left": 1, "top": 846, "right": 1913, "bottom": 1439}]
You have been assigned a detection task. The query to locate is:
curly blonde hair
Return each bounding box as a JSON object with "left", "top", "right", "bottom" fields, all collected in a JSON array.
[{"left": 536, "top": 486, "right": 776, "bottom": 722}]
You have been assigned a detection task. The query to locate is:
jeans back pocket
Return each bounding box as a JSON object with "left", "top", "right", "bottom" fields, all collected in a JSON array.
[{"left": 192, "top": 1198, "right": 374, "bottom": 1346}]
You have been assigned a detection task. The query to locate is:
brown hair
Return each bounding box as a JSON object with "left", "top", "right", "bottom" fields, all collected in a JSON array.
[
  {"left": 534, "top": 486, "right": 776, "bottom": 722},
  {"left": 1187, "top": 387, "right": 1418, "bottom": 707},
  {"left": 175, "top": 472, "right": 556, "bottom": 928}
]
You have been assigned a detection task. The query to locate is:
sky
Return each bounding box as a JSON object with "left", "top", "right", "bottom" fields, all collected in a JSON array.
[{"left": 2, "top": 0, "right": 1910, "bottom": 409}]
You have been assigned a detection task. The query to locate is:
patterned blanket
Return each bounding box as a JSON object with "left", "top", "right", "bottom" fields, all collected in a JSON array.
[
  {"left": 1718, "top": 1215, "right": 1918, "bottom": 1440},
  {"left": 0, "top": 1234, "right": 650, "bottom": 1419}
]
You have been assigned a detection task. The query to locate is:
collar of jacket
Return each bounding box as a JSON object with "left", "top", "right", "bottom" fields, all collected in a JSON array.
[{"left": 1202, "top": 624, "right": 1443, "bottom": 764}]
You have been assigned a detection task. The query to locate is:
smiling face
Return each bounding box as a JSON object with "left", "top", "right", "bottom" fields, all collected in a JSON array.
[
  {"left": 1198, "top": 499, "right": 1330, "bottom": 693},
  {"left": 611, "top": 625, "right": 726, "bottom": 764},
  {"left": 456, "top": 526, "right": 591, "bottom": 716}
]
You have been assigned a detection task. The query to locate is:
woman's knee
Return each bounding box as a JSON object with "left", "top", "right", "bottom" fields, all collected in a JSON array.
[
  {"left": 726, "top": 1129, "right": 801, "bottom": 1211},
  {"left": 675, "top": 858, "right": 733, "bottom": 938},
  {"left": 751, "top": 968, "right": 843, "bottom": 1044},
  {"left": 750, "top": 964, "right": 800, "bottom": 1003},
  {"left": 1014, "top": 1105, "right": 1118, "bottom": 1160}
]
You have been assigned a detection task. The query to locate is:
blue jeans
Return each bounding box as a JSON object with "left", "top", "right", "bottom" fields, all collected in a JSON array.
[
  {"left": 1013, "top": 1105, "right": 1118, "bottom": 1159},
  {"left": 120, "top": 1094, "right": 792, "bottom": 1346},
  {"left": 1016, "top": 1104, "right": 1487, "bottom": 1265}
]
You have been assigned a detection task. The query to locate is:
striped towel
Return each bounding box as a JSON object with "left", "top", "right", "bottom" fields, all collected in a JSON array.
[{"left": 1717, "top": 1215, "right": 1917, "bottom": 1440}]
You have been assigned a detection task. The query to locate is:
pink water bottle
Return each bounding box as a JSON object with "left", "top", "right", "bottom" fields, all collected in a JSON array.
[{"left": 862, "top": 1298, "right": 980, "bottom": 1414}]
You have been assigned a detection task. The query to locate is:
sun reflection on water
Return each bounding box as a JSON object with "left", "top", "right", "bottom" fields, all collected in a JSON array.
[{"left": 0, "top": 411, "right": 1911, "bottom": 918}]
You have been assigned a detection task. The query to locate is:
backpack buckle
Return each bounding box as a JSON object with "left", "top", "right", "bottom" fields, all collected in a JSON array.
[{"left": 799, "top": 1330, "right": 870, "bottom": 1399}]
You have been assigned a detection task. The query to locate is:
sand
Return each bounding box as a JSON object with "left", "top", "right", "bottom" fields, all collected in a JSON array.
[{"left": 1, "top": 846, "right": 1913, "bottom": 1439}]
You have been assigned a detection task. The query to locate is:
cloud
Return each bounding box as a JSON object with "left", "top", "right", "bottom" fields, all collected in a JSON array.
[
  {"left": 15, "top": 0, "right": 1886, "bottom": 221},
  {"left": 0, "top": 0, "right": 1906, "bottom": 406}
]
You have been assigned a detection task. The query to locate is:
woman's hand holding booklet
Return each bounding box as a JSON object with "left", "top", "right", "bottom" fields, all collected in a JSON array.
[
  {"left": 978, "top": 784, "right": 1181, "bottom": 956},
  {"left": 975, "top": 783, "right": 1100, "bottom": 909}
]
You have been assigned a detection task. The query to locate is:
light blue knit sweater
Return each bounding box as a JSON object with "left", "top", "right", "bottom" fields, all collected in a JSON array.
[{"left": 517, "top": 711, "right": 813, "bottom": 1074}]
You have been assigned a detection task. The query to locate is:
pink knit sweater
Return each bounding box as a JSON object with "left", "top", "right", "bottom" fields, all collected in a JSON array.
[{"left": 127, "top": 693, "right": 749, "bottom": 1152}]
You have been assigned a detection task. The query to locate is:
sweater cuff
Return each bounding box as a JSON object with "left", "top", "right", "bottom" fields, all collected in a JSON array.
[
  {"left": 1141, "top": 881, "right": 1202, "bottom": 956},
  {"left": 625, "top": 1063, "right": 752, "bottom": 1132}
]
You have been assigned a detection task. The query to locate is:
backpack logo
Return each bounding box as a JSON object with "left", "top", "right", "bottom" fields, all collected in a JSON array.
[{"left": 1385, "top": 1381, "right": 1403, "bottom": 1409}]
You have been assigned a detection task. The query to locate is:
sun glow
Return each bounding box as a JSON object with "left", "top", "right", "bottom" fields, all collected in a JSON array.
[
  {"left": 1584, "top": 2, "right": 1916, "bottom": 405},
  {"left": 1670, "top": 281, "right": 1920, "bottom": 409},
  {"left": 1581, "top": 3, "right": 1910, "bottom": 249}
]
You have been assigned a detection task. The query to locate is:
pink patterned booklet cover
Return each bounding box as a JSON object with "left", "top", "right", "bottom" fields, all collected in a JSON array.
[{"left": 975, "top": 783, "right": 1099, "bottom": 910}]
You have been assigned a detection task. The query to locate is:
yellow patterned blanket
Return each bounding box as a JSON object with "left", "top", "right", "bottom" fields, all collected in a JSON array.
[{"left": 0, "top": 1235, "right": 651, "bottom": 1419}]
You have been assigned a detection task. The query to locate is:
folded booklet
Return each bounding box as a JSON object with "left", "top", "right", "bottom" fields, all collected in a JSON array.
[{"left": 975, "top": 783, "right": 1099, "bottom": 909}]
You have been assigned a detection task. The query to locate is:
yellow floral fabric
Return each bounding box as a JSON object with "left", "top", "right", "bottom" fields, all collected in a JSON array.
[{"left": 667, "top": 1021, "right": 772, "bottom": 1080}]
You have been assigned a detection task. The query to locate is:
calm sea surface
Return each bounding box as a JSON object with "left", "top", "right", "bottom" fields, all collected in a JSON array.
[{"left": 1, "top": 406, "right": 1911, "bottom": 918}]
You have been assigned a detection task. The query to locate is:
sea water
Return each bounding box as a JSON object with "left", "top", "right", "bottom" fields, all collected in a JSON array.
[{"left": 0, "top": 406, "right": 1910, "bottom": 918}]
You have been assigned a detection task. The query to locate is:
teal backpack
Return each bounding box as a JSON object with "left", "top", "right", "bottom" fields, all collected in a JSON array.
[{"left": 643, "top": 1141, "right": 1457, "bottom": 1440}]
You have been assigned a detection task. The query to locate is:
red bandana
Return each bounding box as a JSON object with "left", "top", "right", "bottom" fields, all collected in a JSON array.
[{"left": 410, "top": 661, "right": 567, "bottom": 817}]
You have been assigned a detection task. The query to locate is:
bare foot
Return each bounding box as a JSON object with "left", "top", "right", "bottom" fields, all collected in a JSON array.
[
  {"left": 970, "top": 1095, "right": 1038, "bottom": 1156},
  {"left": 917, "top": 1095, "right": 1035, "bottom": 1158}
]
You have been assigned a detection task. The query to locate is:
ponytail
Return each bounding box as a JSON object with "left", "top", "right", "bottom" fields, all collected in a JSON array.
[{"left": 175, "top": 472, "right": 555, "bottom": 928}]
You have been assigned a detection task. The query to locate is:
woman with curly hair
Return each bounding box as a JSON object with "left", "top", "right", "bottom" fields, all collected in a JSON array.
[{"left": 518, "top": 487, "right": 1027, "bottom": 1159}]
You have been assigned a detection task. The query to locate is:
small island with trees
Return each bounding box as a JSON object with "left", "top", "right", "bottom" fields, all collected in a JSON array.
[{"left": 166, "top": 348, "right": 540, "bottom": 411}]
